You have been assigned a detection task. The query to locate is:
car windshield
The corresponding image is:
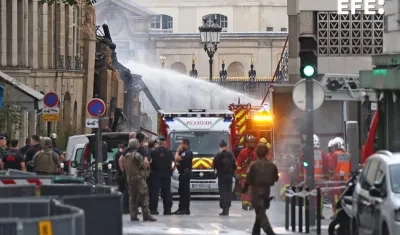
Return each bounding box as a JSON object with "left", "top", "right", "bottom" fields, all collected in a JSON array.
[
  {"left": 90, "top": 148, "right": 118, "bottom": 163},
  {"left": 170, "top": 131, "right": 230, "bottom": 155},
  {"left": 389, "top": 164, "right": 400, "bottom": 193}
]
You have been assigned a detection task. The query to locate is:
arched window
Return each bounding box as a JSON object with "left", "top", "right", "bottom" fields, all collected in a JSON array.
[
  {"left": 203, "top": 14, "right": 228, "bottom": 32},
  {"left": 150, "top": 14, "right": 173, "bottom": 32}
]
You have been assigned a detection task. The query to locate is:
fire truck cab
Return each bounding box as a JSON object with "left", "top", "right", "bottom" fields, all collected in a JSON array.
[
  {"left": 228, "top": 103, "right": 274, "bottom": 156},
  {"left": 158, "top": 109, "right": 234, "bottom": 195}
]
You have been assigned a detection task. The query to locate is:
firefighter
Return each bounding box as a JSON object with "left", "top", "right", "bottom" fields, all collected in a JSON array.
[
  {"left": 313, "top": 135, "right": 329, "bottom": 219},
  {"left": 329, "top": 137, "right": 350, "bottom": 214},
  {"left": 236, "top": 135, "right": 257, "bottom": 210},
  {"left": 259, "top": 138, "right": 272, "bottom": 160}
]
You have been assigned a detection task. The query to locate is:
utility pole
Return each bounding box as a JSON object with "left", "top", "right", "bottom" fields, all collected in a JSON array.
[
  {"left": 49, "top": 0, "right": 59, "bottom": 137},
  {"left": 299, "top": 33, "right": 318, "bottom": 226}
]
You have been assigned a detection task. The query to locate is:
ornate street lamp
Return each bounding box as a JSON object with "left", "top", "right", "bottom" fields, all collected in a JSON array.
[
  {"left": 198, "top": 18, "right": 222, "bottom": 81},
  {"left": 159, "top": 55, "right": 166, "bottom": 69}
]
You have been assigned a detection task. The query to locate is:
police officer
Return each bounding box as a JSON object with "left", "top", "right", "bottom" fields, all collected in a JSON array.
[
  {"left": 213, "top": 140, "right": 236, "bottom": 216},
  {"left": 0, "top": 136, "right": 7, "bottom": 160},
  {"left": 172, "top": 138, "right": 193, "bottom": 215},
  {"left": 149, "top": 136, "right": 174, "bottom": 215},
  {"left": 0, "top": 139, "right": 26, "bottom": 171},
  {"left": 25, "top": 135, "right": 42, "bottom": 172},
  {"left": 242, "top": 144, "right": 278, "bottom": 235},
  {"left": 31, "top": 137, "right": 60, "bottom": 175},
  {"left": 123, "top": 138, "right": 156, "bottom": 222}
]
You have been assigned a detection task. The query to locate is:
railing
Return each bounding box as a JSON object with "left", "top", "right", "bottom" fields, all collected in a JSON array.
[{"left": 198, "top": 76, "right": 274, "bottom": 81}]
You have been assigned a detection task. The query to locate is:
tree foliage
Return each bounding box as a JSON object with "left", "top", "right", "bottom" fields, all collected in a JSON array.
[{"left": 39, "top": 0, "right": 96, "bottom": 6}]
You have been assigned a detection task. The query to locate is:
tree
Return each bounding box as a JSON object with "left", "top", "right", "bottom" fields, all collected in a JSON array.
[{"left": 39, "top": 0, "right": 96, "bottom": 6}]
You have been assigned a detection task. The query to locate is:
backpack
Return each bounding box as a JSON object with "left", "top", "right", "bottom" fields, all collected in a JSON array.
[{"left": 220, "top": 152, "right": 234, "bottom": 173}]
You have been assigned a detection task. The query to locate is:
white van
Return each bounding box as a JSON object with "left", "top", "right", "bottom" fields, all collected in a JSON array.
[
  {"left": 68, "top": 143, "right": 86, "bottom": 176},
  {"left": 65, "top": 135, "right": 89, "bottom": 172}
]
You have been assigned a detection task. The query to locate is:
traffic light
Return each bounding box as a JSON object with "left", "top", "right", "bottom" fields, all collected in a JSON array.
[{"left": 299, "top": 33, "right": 318, "bottom": 79}]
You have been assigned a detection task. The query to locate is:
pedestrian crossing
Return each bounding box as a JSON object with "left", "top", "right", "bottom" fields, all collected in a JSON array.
[{"left": 123, "top": 223, "right": 330, "bottom": 235}]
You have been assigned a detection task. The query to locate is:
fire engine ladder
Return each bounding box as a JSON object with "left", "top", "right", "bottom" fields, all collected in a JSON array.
[
  {"left": 320, "top": 73, "right": 377, "bottom": 102},
  {"left": 137, "top": 76, "right": 161, "bottom": 111}
]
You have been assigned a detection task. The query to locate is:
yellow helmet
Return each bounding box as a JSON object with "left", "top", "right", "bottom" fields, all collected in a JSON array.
[
  {"left": 259, "top": 138, "right": 267, "bottom": 144},
  {"left": 259, "top": 138, "right": 271, "bottom": 149}
]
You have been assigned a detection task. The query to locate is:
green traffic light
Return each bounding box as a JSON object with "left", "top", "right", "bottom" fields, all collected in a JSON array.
[
  {"left": 303, "top": 65, "right": 315, "bottom": 77},
  {"left": 303, "top": 162, "right": 308, "bottom": 167}
]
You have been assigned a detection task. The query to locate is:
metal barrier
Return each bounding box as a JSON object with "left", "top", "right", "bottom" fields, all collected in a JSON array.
[
  {"left": 0, "top": 185, "right": 36, "bottom": 198},
  {"left": 41, "top": 184, "right": 122, "bottom": 235},
  {"left": 5, "top": 169, "right": 36, "bottom": 176},
  {"left": 0, "top": 198, "right": 85, "bottom": 235},
  {"left": 0, "top": 180, "right": 122, "bottom": 235}
]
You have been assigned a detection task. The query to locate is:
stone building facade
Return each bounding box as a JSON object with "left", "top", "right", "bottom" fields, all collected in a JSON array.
[
  {"left": 94, "top": 0, "right": 288, "bottom": 78},
  {"left": 0, "top": 0, "right": 97, "bottom": 142}
]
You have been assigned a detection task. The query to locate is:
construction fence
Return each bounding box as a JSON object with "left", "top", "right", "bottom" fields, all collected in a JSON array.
[{"left": 0, "top": 173, "right": 122, "bottom": 235}]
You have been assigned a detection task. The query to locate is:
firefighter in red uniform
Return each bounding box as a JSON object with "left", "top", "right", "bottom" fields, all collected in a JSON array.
[
  {"left": 329, "top": 137, "right": 350, "bottom": 214},
  {"left": 236, "top": 136, "right": 257, "bottom": 210}
]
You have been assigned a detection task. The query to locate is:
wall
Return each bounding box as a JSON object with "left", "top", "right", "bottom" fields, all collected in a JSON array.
[
  {"left": 151, "top": 34, "right": 286, "bottom": 77},
  {"left": 0, "top": 0, "right": 96, "bottom": 142},
  {"left": 132, "top": 0, "right": 288, "bottom": 33}
]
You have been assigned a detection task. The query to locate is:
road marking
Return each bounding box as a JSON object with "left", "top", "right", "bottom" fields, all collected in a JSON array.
[
  {"left": 197, "top": 223, "right": 232, "bottom": 231},
  {"left": 123, "top": 226, "right": 247, "bottom": 235}
]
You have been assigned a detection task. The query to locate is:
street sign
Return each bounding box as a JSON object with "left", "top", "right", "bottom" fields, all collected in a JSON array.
[
  {"left": 43, "top": 92, "right": 59, "bottom": 107},
  {"left": 43, "top": 107, "right": 59, "bottom": 114},
  {"left": 87, "top": 98, "right": 106, "bottom": 117},
  {"left": 292, "top": 79, "right": 325, "bottom": 111},
  {"left": 42, "top": 114, "right": 59, "bottom": 122},
  {"left": 86, "top": 118, "right": 99, "bottom": 128}
]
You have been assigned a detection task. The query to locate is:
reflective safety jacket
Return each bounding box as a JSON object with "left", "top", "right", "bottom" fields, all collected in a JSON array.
[
  {"left": 299, "top": 149, "right": 328, "bottom": 180},
  {"left": 236, "top": 148, "right": 257, "bottom": 177},
  {"left": 330, "top": 150, "right": 351, "bottom": 180}
]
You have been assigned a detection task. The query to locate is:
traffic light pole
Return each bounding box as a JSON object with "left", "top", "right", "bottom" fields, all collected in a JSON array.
[{"left": 305, "top": 77, "right": 315, "bottom": 226}]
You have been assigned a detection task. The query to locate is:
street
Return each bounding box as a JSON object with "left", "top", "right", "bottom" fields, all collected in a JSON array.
[{"left": 123, "top": 199, "right": 332, "bottom": 235}]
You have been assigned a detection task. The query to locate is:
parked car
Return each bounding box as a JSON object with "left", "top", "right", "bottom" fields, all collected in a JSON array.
[{"left": 352, "top": 150, "right": 400, "bottom": 235}]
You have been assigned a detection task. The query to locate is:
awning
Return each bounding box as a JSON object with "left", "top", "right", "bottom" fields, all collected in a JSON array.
[{"left": 0, "top": 70, "right": 44, "bottom": 111}]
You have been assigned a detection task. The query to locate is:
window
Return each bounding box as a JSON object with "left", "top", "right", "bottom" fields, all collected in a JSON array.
[
  {"left": 389, "top": 164, "right": 400, "bottom": 193},
  {"left": 361, "top": 159, "right": 380, "bottom": 190},
  {"left": 281, "top": 27, "right": 288, "bottom": 32},
  {"left": 72, "top": 6, "right": 79, "bottom": 68},
  {"left": 266, "top": 27, "right": 274, "bottom": 32},
  {"left": 150, "top": 14, "right": 173, "bottom": 32},
  {"left": 170, "top": 131, "right": 230, "bottom": 155},
  {"left": 203, "top": 14, "right": 228, "bottom": 31}
]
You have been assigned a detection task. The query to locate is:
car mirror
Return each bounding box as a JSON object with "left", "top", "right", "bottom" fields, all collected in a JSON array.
[
  {"left": 71, "top": 160, "right": 78, "bottom": 168},
  {"left": 369, "top": 187, "right": 382, "bottom": 197}
]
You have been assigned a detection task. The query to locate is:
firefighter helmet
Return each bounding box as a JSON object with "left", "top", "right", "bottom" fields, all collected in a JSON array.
[
  {"left": 259, "top": 138, "right": 271, "bottom": 149},
  {"left": 248, "top": 135, "right": 256, "bottom": 142},
  {"left": 332, "top": 137, "right": 346, "bottom": 151},
  {"left": 328, "top": 139, "right": 334, "bottom": 148},
  {"left": 313, "top": 134, "right": 320, "bottom": 149},
  {"left": 50, "top": 133, "right": 58, "bottom": 140}
]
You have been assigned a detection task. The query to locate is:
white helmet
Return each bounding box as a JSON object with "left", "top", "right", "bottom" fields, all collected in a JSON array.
[
  {"left": 50, "top": 133, "right": 58, "bottom": 140},
  {"left": 332, "top": 137, "right": 346, "bottom": 151},
  {"left": 313, "top": 134, "right": 320, "bottom": 149},
  {"left": 328, "top": 139, "right": 334, "bottom": 148}
]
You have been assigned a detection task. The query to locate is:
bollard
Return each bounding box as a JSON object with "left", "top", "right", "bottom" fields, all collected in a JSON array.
[
  {"left": 298, "top": 186, "right": 303, "bottom": 233},
  {"left": 316, "top": 187, "right": 321, "bottom": 235},
  {"left": 305, "top": 186, "right": 310, "bottom": 234},
  {"left": 285, "top": 187, "right": 290, "bottom": 230},
  {"left": 107, "top": 164, "right": 112, "bottom": 186},
  {"left": 291, "top": 185, "right": 296, "bottom": 232}
]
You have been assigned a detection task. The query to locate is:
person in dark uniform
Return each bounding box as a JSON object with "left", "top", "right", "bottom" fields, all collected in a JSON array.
[
  {"left": 172, "top": 138, "right": 193, "bottom": 215},
  {"left": 19, "top": 138, "right": 31, "bottom": 156},
  {"left": 149, "top": 136, "right": 174, "bottom": 215},
  {"left": 0, "top": 139, "right": 26, "bottom": 171},
  {"left": 25, "top": 135, "right": 41, "bottom": 172},
  {"left": 0, "top": 136, "right": 7, "bottom": 160},
  {"left": 213, "top": 140, "right": 237, "bottom": 216},
  {"left": 114, "top": 143, "right": 127, "bottom": 192},
  {"left": 242, "top": 144, "right": 279, "bottom": 235}
]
